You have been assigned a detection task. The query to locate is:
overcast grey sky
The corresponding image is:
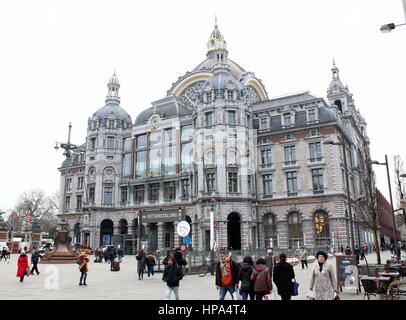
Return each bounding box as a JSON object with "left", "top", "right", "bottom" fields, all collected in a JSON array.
[{"left": 0, "top": 0, "right": 405, "bottom": 212}]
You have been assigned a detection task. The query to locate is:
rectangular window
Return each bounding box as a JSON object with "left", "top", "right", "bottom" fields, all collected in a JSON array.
[
  {"left": 107, "top": 136, "right": 115, "bottom": 149},
  {"left": 284, "top": 146, "right": 296, "bottom": 165},
  {"left": 283, "top": 113, "right": 292, "bottom": 126},
  {"left": 260, "top": 149, "right": 272, "bottom": 166},
  {"left": 205, "top": 112, "right": 213, "bottom": 126},
  {"left": 77, "top": 177, "right": 84, "bottom": 189},
  {"left": 108, "top": 120, "right": 114, "bottom": 128},
  {"left": 67, "top": 178, "right": 72, "bottom": 190},
  {"left": 104, "top": 186, "right": 113, "bottom": 204},
  {"left": 136, "top": 134, "right": 147, "bottom": 148},
  {"left": 247, "top": 175, "right": 252, "bottom": 193},
  {"left": 228, "top": 172, "right": 238, "bottom": 193},
  {"left": 90, "top": 137, "right": 96, "bottom": 150},
  {"left": 228, "top": 110, "right": 236, "bottom": 125},
  {"left": 121, "top": 186, "right": 128, "bottom": 204},
  {"left": 164, "top": 145, "right": 175, "bottom": 175},
  {"left": 308, "top": 109, "right": 316, "bottom": 122},
  {"left": 181, "top": 142, "right": 193, "bottom": 172},
  {"left": 286, "top": 171, "right": 298, "bottom": 196},
  {"left": 263, "top": 174, "right": 273, "bottom": 197},
  {"left": 149, "top": 183, "right": 159, "bottom": 202},
  {"left": 312, "top": 168, "right": 324, "bottom": 194},
  {"left": 135, "top": 151, "right": 147, "bottom": 177},
  {"left": 206, "top": 172, "right": 215, "bottom": 192},
  {"left": 163, "top": 181, "right": 176, "bottom": 201},
  {"left": 149, "top": 149, "right": 161, "bottom": 176},
  {"left": 149, "top": 131, "right": 161, "bottom": 146},
  {"left": 88, "top": 187, "right": 95, "bottom": 204},
  {"left": 260, "top": 118, "right": 268, "bottom": 130},
  {"left": 76, "top": 195, "right": 82, "bottom": 211},
  {"left": 123, "top": 137, "right": 132, "bottom": 151},
  {"left": 134, "top": 185, "right": 145, "bottom": 203},
  {"left": 181, "top": 179, "right": 189, "bottom": 198},
  {"left": 227, "top": 90, "right": 233, "bottom": 101},
  {"left": 65, "top": 196, "right": 70, "bottom": 212},
  {"left": 122, "top": 154, "right": 131, "bottom": 178},
  {"left": 181, "top": 124, "right": 193, "bottom": 141},
  {"left": 164, "top": 128, "right": 174, "bottom": 144},
  {"left": 309, "top": 142, "right": 322, "bottom": 162}
]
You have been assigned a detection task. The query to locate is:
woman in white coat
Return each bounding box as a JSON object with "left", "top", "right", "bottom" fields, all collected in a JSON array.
[{"left": 309, "top": 251, "right": 339, "bottom": 300}]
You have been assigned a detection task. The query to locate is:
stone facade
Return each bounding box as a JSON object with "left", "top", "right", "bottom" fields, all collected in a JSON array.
[{"left": 57, "top": 22, "right": 371, "bottom": 253}]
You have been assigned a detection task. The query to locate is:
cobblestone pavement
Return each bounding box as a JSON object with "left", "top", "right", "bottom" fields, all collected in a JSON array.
[{"left": 0, "top": 251, "right": 395, "bottom": 300}]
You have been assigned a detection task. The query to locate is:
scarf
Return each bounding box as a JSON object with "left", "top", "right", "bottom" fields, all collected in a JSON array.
[
  {"left": 318, "top": 261, "right": 324, "bottom": 272},
  {"left": 220, "top": 258, "right": 229, "bottom": 276}
]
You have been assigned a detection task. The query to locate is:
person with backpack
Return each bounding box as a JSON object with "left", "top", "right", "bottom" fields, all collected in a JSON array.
[
  {"left": 145, "top": 252, "right": 156, "bottom": 277},
  {"left": 273, "top": 253, "right": 295, "bottom": 300},
  {"left": 162, "top": 257, "right": 183, "bottom": 300},
  {"left": 250, "top": 258, "right": 273, "bottom": 300},
  {"left": 77, "top": 252, "right": 90, "bottom": 286},
  {"left": 238, "top": 256, "right": 255, "bottom": 300}
]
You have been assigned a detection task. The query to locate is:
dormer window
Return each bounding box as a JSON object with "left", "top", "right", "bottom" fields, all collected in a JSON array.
[
  {"left": 260, "top": 118, "right": 269, "bottom": 130},
  {"left": 108, "top": 120, "right": 115, "bottom": 128},
  {"left": 107, "top": 136, "right": 115, "bottom": 149},
  {"left": 228, "top": 110, "right": 236, "bottom": 125},
  {"left": 283, "top": 113, "right": 292, "bottom": 126},
  {"left": 307, "top": 108, "right": 317, "bottom": 122},
  {"left": 205, "top": 112, "right": 213, "bottom": 126},
  {"left": 227, "top": 90, "right": 233, "bottom": 101}
]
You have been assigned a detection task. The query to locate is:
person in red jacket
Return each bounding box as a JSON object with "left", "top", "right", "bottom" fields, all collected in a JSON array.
[
  {"left": 16, "top": 250, "right": 29, "bottom": 282},
  {"left": 250, "top": 258, "right": 273, "bottom": 300}
]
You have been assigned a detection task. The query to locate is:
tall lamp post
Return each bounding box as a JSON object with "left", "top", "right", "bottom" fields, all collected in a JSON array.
[
  {"left": 54, "top": 123, "right": 85, "bottom": 214},
  {"left": 324, "top": 138, "right": 355, "bottom": 253},
  {"left": 371, "top": 156, "right": 399, "bottom": 260}
]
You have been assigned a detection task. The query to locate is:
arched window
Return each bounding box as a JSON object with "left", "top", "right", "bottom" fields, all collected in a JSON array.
[
  {"left": 314, "top": 211, "right": 330, "bottom": 245},
  {"left": 288, "top": 212, "right": 303, "bottom": 248},
  {"left": 263, "top": 213, "right": 277, "bottom": 248},
  {"left": 334, "top": 99, "right": 343, "bottom": 112}
]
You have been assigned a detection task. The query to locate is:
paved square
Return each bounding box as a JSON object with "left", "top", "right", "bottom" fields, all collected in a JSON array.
[{"left": 0, "top": 251, "right": 394, "bottom": 300}]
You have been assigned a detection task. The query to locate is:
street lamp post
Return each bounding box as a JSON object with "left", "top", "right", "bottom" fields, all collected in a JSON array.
[
  {"left": 324, "top": 138, "right": 355, "bottom": 253},
  {"left": 380, "top": 22, "right": 406, "bottom": 33},
  {"left": 371, "top": 155, "right": 399, "bottom": 260}
]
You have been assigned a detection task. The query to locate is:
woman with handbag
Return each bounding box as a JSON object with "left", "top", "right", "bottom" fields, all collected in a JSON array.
[
  {"left": 16, "top": 250, "right": 29, "bottom": 283},
  {"left": 250, "top": 258, "right": 273, "bottom": 300},
  {"left": 309, "top": 251, "right": 339, "bottom": 300},
  {"left": 273, "top": 253, "right": 295, "bottom": 300}
]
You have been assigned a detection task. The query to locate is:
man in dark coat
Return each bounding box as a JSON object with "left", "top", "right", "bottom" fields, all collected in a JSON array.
[
  {"left": 162, "top": 257, "right": 183, "bottom": 300},
  {"left": 0, "top": 247, "right": 7, "bottom": 261},
  {"left": 238, "top": 256, "right": 254, "bottom": 300},
  {"left": 215, "top": 252, "right": 240, "bottom": 300},
  {"left": 30, "top": 249, "right": 41, "bottom": 275},
  {"left": 344, "top": 246, "right": 352, "bottom": 255},
  {"left": 273, "top": 253, "right": 295, "bottom": 300},
  {"left": 354, "top": 246, "right": 360, "bottom": 264},
  {"left": 173, "top": 248, "right": 184, "bottom": 267}
]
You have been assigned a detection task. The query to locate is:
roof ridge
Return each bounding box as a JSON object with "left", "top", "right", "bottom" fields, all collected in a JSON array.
[{"left": 268, "top": 90, "right": 310, "bottom": 100}]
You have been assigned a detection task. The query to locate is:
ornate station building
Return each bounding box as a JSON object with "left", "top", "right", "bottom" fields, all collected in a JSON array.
[{"left": 58, "top": 21, "right": 371, "bottom": 253}]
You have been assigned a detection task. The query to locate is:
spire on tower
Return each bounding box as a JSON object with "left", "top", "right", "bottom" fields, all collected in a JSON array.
[
  {"left": 207, "top": 17, "right": 227, "bottom": 54},
  {"left": 106, "top": 71, "right": 120, "bottom": 105}
]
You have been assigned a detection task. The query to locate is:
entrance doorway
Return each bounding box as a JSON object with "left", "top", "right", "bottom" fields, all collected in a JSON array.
[
  {"left": 100, "top": 219, "right": 114, "bottom": 247},
  {"left": 148, "top": 223, "right": 158, "bottom": 252},
  {"left": 227, "top": 212, "right": 241, "bottom": 250}
]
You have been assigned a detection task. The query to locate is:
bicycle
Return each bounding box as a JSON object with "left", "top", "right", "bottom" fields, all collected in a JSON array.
[{"left": 198, "top": 255, "right": 216, "bottom": 277}]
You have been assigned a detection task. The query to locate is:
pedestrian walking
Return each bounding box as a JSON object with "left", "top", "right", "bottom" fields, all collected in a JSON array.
[
  {"left": 299, "top": 247, "right": 309, "bottom": 269},
  {"left": 0, "top": 247, "right": 7, "bottom": 261},
  {"left": 16, "top": 250, "right": 29, "bottom": 283},
  {"left": 162, "top": 257, "right": 183, "bottom": 300},
  {"left": 136, "top": 249, "right": 146, "bottom": 280},
  {"left": 273, "top": 253, "right": 295, "bottom": 301},
  {"left": 264, "top": 249, "right": 274, "bottom": 274},
  {"left": 30, "top": 249, "right": 41, "bottom": 275},
  {"left": 238, "top": 256, "right": 255, "bottom": 300},
  {"left": 117, "top": 246, "right": 124, "bottom": 263},
  {"left": 109, "top": 247, "right": 117, "bottom": 271},
  {"left": 344, "top": 246, "right": 352, "bottom": 255},
  {"left": 360, "top": 246, "right": 366, "bottom": 260},
  {"left": 215, "top": 252, "right": 240, "bottom": 300},
  {"left": 162, "top": 250, "right": 173, "bottom": 267},
  {"left": 309, "top": 251, "right": 338, "bottom": 300},
  {"left": 145, "top": 252, "right": 156, "bottom": 277},
  {"left": 354, "top": 246, "right": 360, "bottom": 264},
  {"left": 174, "top": 247, "right": 187, "bottom": 272},
  {"left": 104, "top": 247, "right": 110, "bottom": 263},
  {"left": 77, "top": 252, "right": 90, "bottom": 286},
  {"left": 250, "top": 258, "right": 272, "bottom": 300}
]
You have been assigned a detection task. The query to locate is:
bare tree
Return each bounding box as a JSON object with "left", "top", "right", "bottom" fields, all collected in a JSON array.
[
  {"left": 394, "top": 155, "right": 406, "bottom": 227},
  {"left": 356, "top": 155, "right": 381, "bottom": 264}
]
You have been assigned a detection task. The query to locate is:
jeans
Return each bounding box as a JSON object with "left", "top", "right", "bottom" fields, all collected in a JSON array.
[
  {"left": 147, "top": 265, "right": 154, "bottom": 277},
  {"left": 31, "top": 262, "right": 39, "bottom": 275},
  {"left": 240, "top": 291, "right": 255, "bottom": 300},
  {"left": 281, "top": 294, "right": 292, "bottom": 300},
  {"left": 79, "top": 269, "right": 87, "bottom": 285},
  {"left": 219, "top": 285, "right": 235, "bottom": 300},
  {"left": 301, "top": 260, "right": 308, "bottom": 269},
  {"left": 255, "top": 291, "right": 267, "bottom": 300},
  {"left": 0, "top": 254, "right": 6, "bottom": 261},
  {"left": 164, "top": 286, "right": 179, "bottom": 300}
]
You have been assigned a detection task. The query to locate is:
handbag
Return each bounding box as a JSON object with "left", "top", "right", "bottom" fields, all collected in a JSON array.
[
  {"left": 25, "top": 267, "right": 31, "bottom": 277},
  {"left": 263, "top": 290, "right": 277, "bottom": 300},
  {"left": 292, "top": 278, "right": 299, "bottom": 296}
]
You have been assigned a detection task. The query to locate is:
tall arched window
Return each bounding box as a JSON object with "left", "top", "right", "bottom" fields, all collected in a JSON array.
[
  {"left": 288, "top": 212, "right": 303, "bottom": 248},
  {"left": 314, "top": 211, "right": 330, "bottom": 245},
  {"left": 263, "top": 213, "right": 277, "bottom": 248}
]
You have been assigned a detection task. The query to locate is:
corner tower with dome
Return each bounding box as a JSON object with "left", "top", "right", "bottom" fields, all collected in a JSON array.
[{"left": 58, "top": 21, "right": 372, "bottom": 253}]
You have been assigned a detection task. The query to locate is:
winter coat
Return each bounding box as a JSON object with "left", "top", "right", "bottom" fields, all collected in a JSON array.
[
  {"left": 31, "top": 252, "right": 40, "bottom": 263},
  {"left": 310, "top": 261, "right": 337, "bottom": 300},
  {"left": 162, "top": 255, "right": 172, "bottom": 266},
  {"left": 299, "top": 249, "right": 309, "bottom": 261},
  {"left": 78, "top": 256, "right": 90, "bottom": 272},
  {"left": 145, "top": 256, "right": 156, "bottom": 266},
  {"left": 162, "top": 263, "right": 183, "bottom": 287},
  {"left": 265, "top": 254, "right": 274, "bottom": 272},
  {"left": 173, "top": 251, "right": 183, "bottom": 267},
  {"left": 344, "top": 248, "right": 352, "bottom": 255},
  {"left": 273, "top": 262, "right": 295, "bottom": 296},
  {"left": 215, "top": 259, "right": 240, "bottom": 287},
  {"left": 238, "top": 263, "right": 254, "bottom": 293},
  {"left": 250, "top": 264, "right": 272, "bottom": 292},
  {"left": 16, "top": 254, "right": 29, "bottom": 277},
  {"left": 136, "top": 254, "right": 146, "bottom": 272}
]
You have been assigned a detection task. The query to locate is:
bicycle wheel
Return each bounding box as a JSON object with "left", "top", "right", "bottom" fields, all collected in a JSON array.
[{"left": 199, "top": 265, "right": 208, "bottom": 277}]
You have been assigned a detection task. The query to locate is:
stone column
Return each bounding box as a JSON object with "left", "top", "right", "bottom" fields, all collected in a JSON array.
[
  {"left": 302, "top": 218, "right": 315, "bottom": 248},
  {"left": 157, "top": 222, "right": 165, "bottom": 250}
]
